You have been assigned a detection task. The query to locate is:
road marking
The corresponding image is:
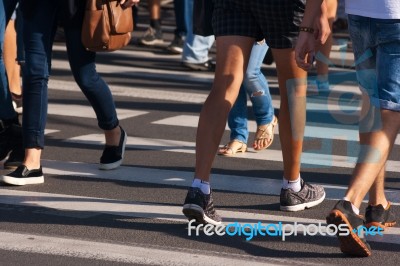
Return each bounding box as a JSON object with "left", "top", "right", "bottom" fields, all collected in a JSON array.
[
  {"left": 64, "top": 134, "right": 400, "bottom": 173},
  {"left": 0, "top": 231, "right": 288, "bottom": 266},
  {"left": 153, "top": 115, "right": 400, "bottom": 147},
  {"left": 0, "top": 189, "right": 398, "bottom": 245},
  {"left": 48, "top": 103, "right": 147, "bottom": 120},
  {"left": 28, "top": 159, "right": 400, "bottom": 205}
]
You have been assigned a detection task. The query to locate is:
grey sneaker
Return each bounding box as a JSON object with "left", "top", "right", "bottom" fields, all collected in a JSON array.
[
  {"left": 280, "top": 178, "right": 325, "bottom": 211},
  {"left": 182, "top": 187, "right": 222, "bottom": 225},
  {"left": 139, "top": 27, "right": 164, "bottom": 46}
]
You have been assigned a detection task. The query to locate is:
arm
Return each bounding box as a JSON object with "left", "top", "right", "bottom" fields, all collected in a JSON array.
[{"left": 295, "top": 0, "right": 330, "bottom": 70}]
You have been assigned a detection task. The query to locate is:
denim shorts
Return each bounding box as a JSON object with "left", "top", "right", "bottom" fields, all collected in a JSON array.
[
  {"left": 348, "top": 14, "right": 400, "bottom": 111},
  {"left": 212, "top": 0, "right": 306, "bottom": 49}
]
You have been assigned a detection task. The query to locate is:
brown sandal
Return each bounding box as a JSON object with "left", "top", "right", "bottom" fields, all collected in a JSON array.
[
  {"left": 218, "top": 139, "right": 247, "bottom": 156},
  {"left": 253, "top": 116, "right": 278, "bottom": 151}
]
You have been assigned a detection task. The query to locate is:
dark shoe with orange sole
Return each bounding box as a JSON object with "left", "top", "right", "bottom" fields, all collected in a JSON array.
[
  {"left": 365, "top": 202, "right": 396, "bottom": 230},
  {"left": 326, "top": 200, "right": 372, "bottom": 257}
]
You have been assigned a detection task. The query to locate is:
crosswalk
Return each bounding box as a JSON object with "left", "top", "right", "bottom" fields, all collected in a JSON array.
[{"left": 1, "top": 44, "right": 399, "bottom": 265}]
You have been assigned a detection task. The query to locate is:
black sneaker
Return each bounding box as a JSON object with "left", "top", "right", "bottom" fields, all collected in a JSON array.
[
  {"left": 182, "top": 60, "right": 215, "bottom": 72},
  {"left": 0, "top": 116, "right": 20, "bottom": 161},
  {"left": 182, "top": 187, "right": 222, "bottom": 225},
  {"left": 365, "top": 202, "right": 396, "bottom": 230},
  {"left": 1, "top": 165, "right": 44, "bottom": 186},
  {"left": 139, "top": 27, "right": 164, "bottom": 46},
  {"left": 99, "top": 126, "right": 127, "bottom": 170},
  {"left": 166, "top": 35, "right": 184, "bottom": 54},
  {"left": 280, "top": 179, "right": 325, "bottom": 211},
  {"left": 326, "top": 200, "right": 372, "bottom": 257}
]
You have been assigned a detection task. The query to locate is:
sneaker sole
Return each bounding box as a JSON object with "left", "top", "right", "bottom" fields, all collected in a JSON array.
[
  {"left": 366, "top": 221, "right": 396, "bottom": 230},
  {"left": 99, "top": 131, "right": 127, "bottom": 170},
  {"left": 182, "top": 204, "right": 222, "bottom": 226},
  {"left": 1, "top": 175, "right": 44, "bottom": 186},
  {"left": 280, "top": 191, "right": 326, "bottom": 212},
  {"left": 139, "top": 39, "right": 164, "bottom": 46},
  {"left": 167, "top": 47, "right": 183, "bottom": 54},
  {"left": 326, "top": 210, "right": 372, "bottom": 257},
  {"left": 182, "top": 63, "right": 210, "bottom": 71}
]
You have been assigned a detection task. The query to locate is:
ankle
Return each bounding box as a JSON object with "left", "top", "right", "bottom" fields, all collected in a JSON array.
[
  {"left": 23, "top": 148, "right": 41, "bottom": 170},
  {"left": 105, "top": 126, "right": 121, "bottom": 146},
  {"left": 368, "top": 199, "right": 389, "bottom": 209},
  {"left": 343, "top": 197, "right": 360, "bottom": 215}
]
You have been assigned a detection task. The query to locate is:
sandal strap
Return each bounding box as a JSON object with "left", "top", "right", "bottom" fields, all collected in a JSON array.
[{"left": 256, "top": 117, "right": 277, "bottom": 140}]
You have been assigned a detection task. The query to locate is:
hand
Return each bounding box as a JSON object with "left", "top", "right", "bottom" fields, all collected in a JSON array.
[
  {"left": 313, "top": 4, "right": 331, "bottom": 45},
  {"left": 295, "top": 31, "right": 316, "bottom": 71},
  {"left": 120, "top": 0, "right": 140, "bottom": 8},
  {"left": 295, "top": 3, "right": 330, "bottom": 71}
]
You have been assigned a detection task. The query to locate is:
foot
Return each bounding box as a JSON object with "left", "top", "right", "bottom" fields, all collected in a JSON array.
[
  {"left": 182, "top": 187, "right": 222, "bottom": 225},
  {"left": 99, "top": 126, "right": 127, "bottom": 170},
  {"left": 139, "top": 27, "right": 164, "bottom": 46},
  {"left": 217, "top": 140, "right": 247, "bottom": 156},
  {"left": 253, "top": 116, "right": 277, "bottom": 151},
  {"left": 1, "top": 165, "right": 44, "bottom": 186},
  {"left": 365, "top": 202, "right": 396, "bottom": 230},
  {"left": 280, "top": 178, "right": 325, "bottom": 211},
  {"left": 182, "top": 60, "right": 215, "bottom": 72},
  {"left": 166, "top": 35, "right": 184, "bottom": 54},
  {"left": 326, "top": 200, "right": 372, "bottom": 257}
]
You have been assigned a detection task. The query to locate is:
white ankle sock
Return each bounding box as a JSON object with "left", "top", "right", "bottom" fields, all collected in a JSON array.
[
  {"left": 282, "top": 176, "right": 301, "bottom": 192},
  {"left": 343, "top": 197, "right": 360, "bottom": 215},
  {"left": 192, "top": 178, "right": 210, "bottom": 194}
]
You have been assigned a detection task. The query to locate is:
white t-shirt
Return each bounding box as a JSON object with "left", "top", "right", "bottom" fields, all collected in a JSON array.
[{"left": 346, "top": 0, "right": 400, "bottom": 19}]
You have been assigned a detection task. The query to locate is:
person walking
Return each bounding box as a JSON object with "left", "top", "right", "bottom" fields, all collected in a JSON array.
[
  {"left": 218, "top": 39, "right": 277, "bottom": 156},
  {"left": 0, "top": 0, "right": 24, "bottom": 170},
  {"left": 182, "top": 0, "right": 330, "bottom": 225},
  {"left": 295, "top": 0, "right": 398, "bottom": 257},
  {"left": 1, "top": 0, "right": 139, "bottom": 186}
]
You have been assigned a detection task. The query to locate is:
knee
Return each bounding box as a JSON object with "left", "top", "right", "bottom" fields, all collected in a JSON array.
[{"left": 73, "top": 67, "right": 99, "bottom": 90}]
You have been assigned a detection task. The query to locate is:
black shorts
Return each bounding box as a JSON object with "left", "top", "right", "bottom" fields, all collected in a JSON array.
[{"left": 212, "top": 0, "right": 306, "bottom": 49}]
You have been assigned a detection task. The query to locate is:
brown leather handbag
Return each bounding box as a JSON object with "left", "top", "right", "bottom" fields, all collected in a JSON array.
[{"left": 82, "top": 0, "right": 134, "bottom": 52}]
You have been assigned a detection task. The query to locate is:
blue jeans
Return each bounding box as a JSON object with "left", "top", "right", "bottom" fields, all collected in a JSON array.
[
  {"left": 349, "top": 15, "right": 400, "bottom": 112},
  {"left": 227, "top": 40, "right": 274, "bottom": 143},
  {"left": 0, "top": 0, "right": 19, "bottom": 120},
  {"left": 182, "top": 0, "right": 214, "bottom": 64},
  {"left": 173, "top": 0, "right": 190, "bottom": 37},
  {"left": 22, "top": 0, "right": 119, "bottom": 149}
]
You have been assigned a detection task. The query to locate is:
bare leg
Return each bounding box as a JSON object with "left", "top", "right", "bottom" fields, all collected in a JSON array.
[
  {"left": 104, "top": 126, "right": 122, "bottom": 146},
  {"left": 4, "top": 20, "right": 21, "bottom": 96},
  {"left": 272, "top": 48, "right": 308, "bottom": 180},
  {"left": 23, "top": 148, "right": 41, "bottom": 170},
  {"left": 148, "top": 0, "right": 161, "bottom": 20},
  {"left": 368, "top": 167, "right": 387, "bottom": 206},
  {"left": 316, "top": 0, "right": 337, "bottom": 79},
  {"left": 195, "top": 36, "right": 255, "bottom": 181},
  {"left": 345, "top": 109, "right": 400, "bottom": 208}
]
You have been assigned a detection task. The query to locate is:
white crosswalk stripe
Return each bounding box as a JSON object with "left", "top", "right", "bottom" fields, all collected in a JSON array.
[{"left": 64, "top": 133, "right": 400, "bottom": 173}]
